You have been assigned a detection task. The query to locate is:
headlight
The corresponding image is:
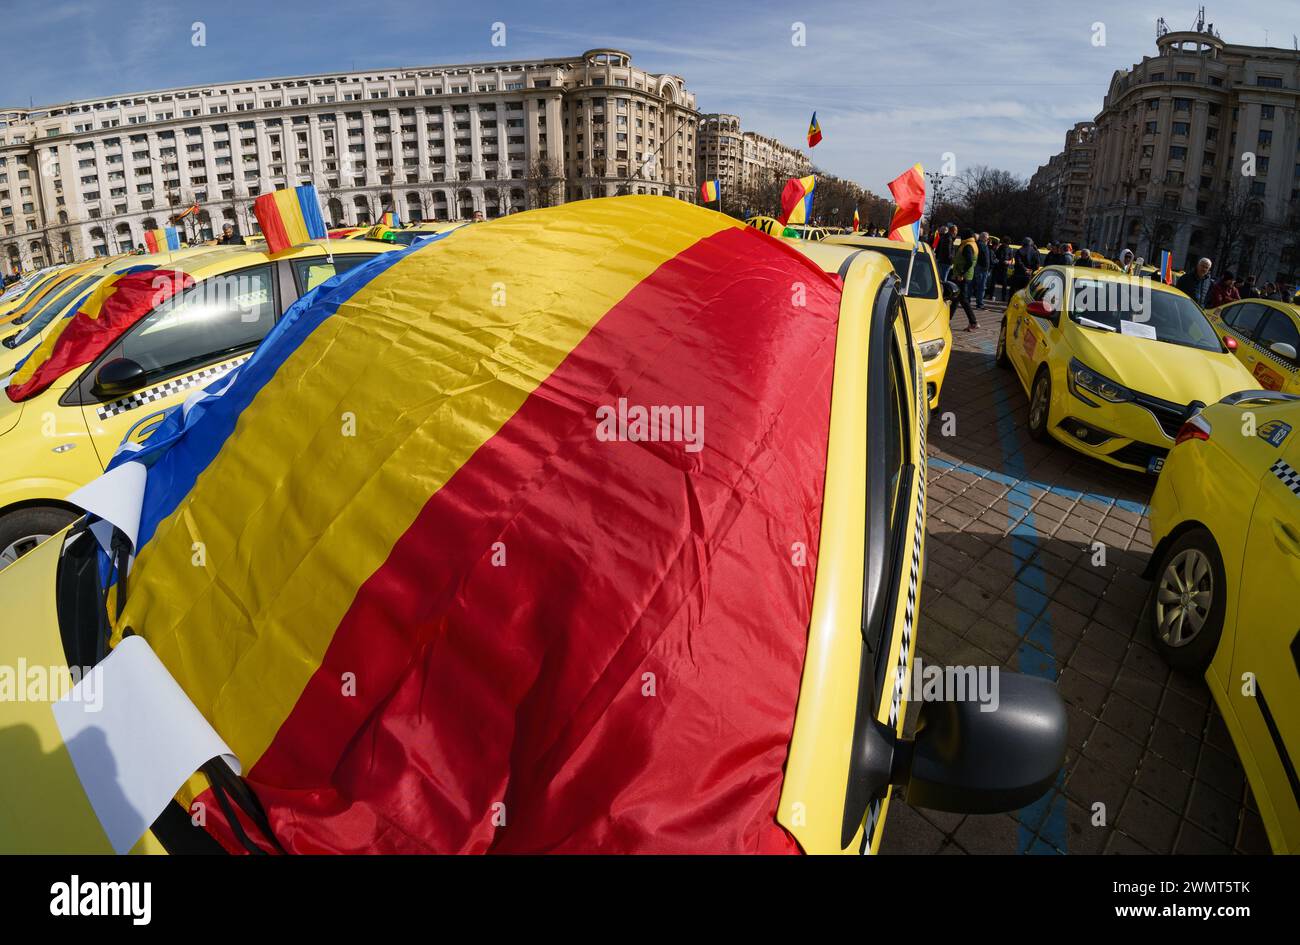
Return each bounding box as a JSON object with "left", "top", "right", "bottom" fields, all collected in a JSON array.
[
  {"left": 1068, "top": 358, "right": 1133, "bottom": 403},
  {"left": 918, "top": 338, "right": 946, "bottom": 361}
]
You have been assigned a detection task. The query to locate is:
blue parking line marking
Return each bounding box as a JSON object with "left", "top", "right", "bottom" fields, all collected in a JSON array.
[
  {"left": 927, "top": 456, "right": 1148, "bottom": 518},
  {"left": 963, "top": 339, "right": 1069, "bottom": 853}
]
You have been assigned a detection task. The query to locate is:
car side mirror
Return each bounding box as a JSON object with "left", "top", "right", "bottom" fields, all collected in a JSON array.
[
  {"left": 942, "top": 281, "right": 957, "bottom": 302},
  {"left": 1026, "top": 299, "right": 1056, "bottom": 319},
  {"left": 841, "top": 670, "right": 1067, "bottom": 845},
  {"left": 92, "top": 357, "right": 147, "bottom": 399},
  {"left": 1270, "top": 341, "right": 1298, "bottom": 362},
  {"left": 893, "top": 672, "right": 1067, "bottom": 813}
]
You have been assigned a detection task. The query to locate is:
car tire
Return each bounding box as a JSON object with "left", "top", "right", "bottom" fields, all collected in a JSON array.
[
  {"left": 0, "top": 506, "right": 79, "bottom": 571},
  {"left": 1027, "top": 367, "right": 1052, "bottom": 441},
  {"left": 995, "top": 317, "right": 1012, "bottom": 369},
  {"left": 1146, "top": 527, "right": 1227, "bottom": 676}
]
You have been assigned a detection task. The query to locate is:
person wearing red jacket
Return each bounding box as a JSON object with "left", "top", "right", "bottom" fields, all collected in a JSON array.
[{"left": 1207, "top": 271, "right": 1240, "bottom": 308}]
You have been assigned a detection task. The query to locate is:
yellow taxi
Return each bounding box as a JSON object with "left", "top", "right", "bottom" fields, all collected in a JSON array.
[
  {"left": 0, "top": 239, "right": 398, "bottom": 568},
  {"left": 1208, "top": 298, "right": 1300, "bottom": 394},
  {"left": 1146, "top": 390, "right": 1300, "bottom": 852},
  {"left": 0, "top": 196, "right": 1064, "bottom": 854},
  {"left": 0, "top": 261, "right": 102, "bottom": 327},
  {"left": 997, "top": 267, "right": 1255, "bottom": 473},
  {"left": 823, "top": 233, "right": 953, "bottom": 409},
  {"left": 0, "top": 267, "right": 66, "bottom": 318}
]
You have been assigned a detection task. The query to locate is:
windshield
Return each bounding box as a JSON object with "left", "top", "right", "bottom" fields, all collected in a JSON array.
[
  {"left": 10, "top": 275, "right": 100, "bottom": 345},
  {"left": 874, "top": 247, "right": 938, "bottom": 299},
  {"left": 1068, "top": 278, "right": 1223, "bottom": 352}
]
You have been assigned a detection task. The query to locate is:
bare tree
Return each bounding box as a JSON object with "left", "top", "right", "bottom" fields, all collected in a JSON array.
[
  {"left": 525, "top": 158, "right": 563, "bottom": 209},
  {"left": 1206, "top": 178, "right": 1261, "bottom": 273}
]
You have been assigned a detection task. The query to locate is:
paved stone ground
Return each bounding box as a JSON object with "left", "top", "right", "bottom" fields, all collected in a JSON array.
[{"left": 879, "top": 296, "right": 1269, "bottom": 855}]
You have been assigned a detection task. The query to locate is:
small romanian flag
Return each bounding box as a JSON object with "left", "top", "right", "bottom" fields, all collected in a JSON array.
[
  {"left": 807, "top": 112, "right": 822, "bottom": 148},
  {"left": 887, "top": 163, "right": 926, "bottom": 242},
  {"left": 780, "top": 175, "right": 816, "bottom": 226},
  {"left": 1159, "top": 250, "right": 1174, "bottom": 284},
  {"left": 144, "top": 226, "right": 180, "bottom": 254},
  {"left": 700, "top": 179, "right": 720, "bottom": 204},
  {"left": 253, "top": 183, "right": 329, "bottom": 254}
]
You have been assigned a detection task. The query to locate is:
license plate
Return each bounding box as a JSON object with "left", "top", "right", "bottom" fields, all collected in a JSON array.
[{"left": 1147, "top": 456, "right": 1165, "bottom": 474}]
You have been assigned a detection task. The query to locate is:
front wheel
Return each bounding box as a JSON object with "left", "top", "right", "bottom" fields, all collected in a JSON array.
[
  {"left": 1146, "top": 528, "right": 1226, "bottom": 675},
  {"left": 0, "top": 506, "right": 79, "bottom": 571},
  {"left": 995, "top": 318, "right": 1011, "bottom": 369},
  {"left": 1027, "top": 368, "right": 1052, "bottom": 441}
]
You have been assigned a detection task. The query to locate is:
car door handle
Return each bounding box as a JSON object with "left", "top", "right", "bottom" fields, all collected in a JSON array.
[{"left": 1273, "top": 520, "right": 1300, "bottom": 558}]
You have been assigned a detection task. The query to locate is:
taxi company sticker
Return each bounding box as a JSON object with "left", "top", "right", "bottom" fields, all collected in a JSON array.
[
  {"left": 1023, "top": 328, "right": 1037, "bottom": 359},
  {"left": 1253, "top": 361, "right": 1284, "bottom": 391},
  {"left": 1259, "top": 419, "right": 1293, "bottom": 448}
]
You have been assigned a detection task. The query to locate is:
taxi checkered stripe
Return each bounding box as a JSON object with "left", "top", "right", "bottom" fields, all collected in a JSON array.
[
  {"left": 1271, "top": 459, "right": 1300, "bottom": 496},
  {"left": 96, "top": 356, "right": 251, "bottom": 419},
  {"left": 862, "top": 356, "right": 928, "bottom": 855}
]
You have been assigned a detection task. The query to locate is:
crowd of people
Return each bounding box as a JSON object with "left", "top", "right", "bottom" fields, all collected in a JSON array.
[{"left": 921, "top": 221, "right": 1298, "bottom": 327}]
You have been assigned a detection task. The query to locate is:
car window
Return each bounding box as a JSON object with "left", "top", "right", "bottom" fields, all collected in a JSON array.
[
  {"left": 884, "top": 333, "right": 909, "bottom": 536},
  {"left": 1224, "top": 302, "right": 1267, "bottom": 337},
  {"left": 1255, "top": 310, "right": 1300, "bottom": 364},
  {"left": 290, "top": 254, "right": 379, "bottom": 293},
  {"left": 875, "top": 247, "right": 938, "bottom": 299},
  {"left": 8, "top": 275, "right": 100, "bottom": 346},
  {"left": 116, "top": 265, "right": 276, "bottom": 384},
  {"left": 1068, "top": 279, "right": 1223, "bottom": 352}
]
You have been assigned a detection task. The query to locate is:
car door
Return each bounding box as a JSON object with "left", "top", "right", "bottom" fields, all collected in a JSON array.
[
  {"left": 1230, "top": 428, "right": 1300, "bottom": 851},
  {"left": 73, "top": 263, "right": 279, "bottom": 468},
  {"left": 1219, "top": 302, "right": 1271, "bottom": 382},
  {"left": 1251, "top": 308, "right": 1300, "bottom": 394},
  {"left": 1009, "top": 271, "right": 1056, "bottom": 386}
]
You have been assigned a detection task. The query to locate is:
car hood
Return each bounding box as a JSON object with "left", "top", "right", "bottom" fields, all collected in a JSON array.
[
  {"left": 1070, "top": 327, "right": 1255, "bottom": 405},
  {"left": 907, "top": 294, "right": 947, "bottom": 338}
]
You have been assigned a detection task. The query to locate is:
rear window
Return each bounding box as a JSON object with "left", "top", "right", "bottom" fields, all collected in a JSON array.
[{"left": 873, "top": 247, "right": 938, "bottom": 299}]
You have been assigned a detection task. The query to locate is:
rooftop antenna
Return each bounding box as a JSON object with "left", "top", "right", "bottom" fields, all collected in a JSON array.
[
  {"left": 1156, "top": 16, "right": 1169, "bottom": 39},
  {"left": 1193, "top": 5, "right": 1206, "bottom": 33}
]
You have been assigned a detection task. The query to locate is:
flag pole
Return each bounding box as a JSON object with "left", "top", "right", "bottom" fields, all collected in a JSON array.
[{"left": 904, "top": 235, "right": 918, "bottom": 296}]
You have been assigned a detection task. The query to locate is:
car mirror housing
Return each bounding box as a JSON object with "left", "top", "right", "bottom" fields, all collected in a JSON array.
[
  {"left": 842, "top": 670, "right": 1066, "bottom": 845},
  {"left": 91, "top": 357, "right": 147, "bottom": 400},
  {"left": 895, "top": 672, "right": 1067, "bottom": 813},
  {"left": 1026, "top": 299, "right": 1056, "bottom": 319},
  {"left": 1269, "top": 341, "right": 1297, "bottom": 362},
  {"left": 941, "top": 281, "right": 957, "bottom": 302}
]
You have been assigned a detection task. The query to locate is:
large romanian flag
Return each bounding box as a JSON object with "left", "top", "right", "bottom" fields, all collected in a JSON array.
[
  {"left": 108, "top": 196, "right": 843, "bottom": 853},
  {"left": 253, "top": 184, "right": 328, "bottom": 253}
]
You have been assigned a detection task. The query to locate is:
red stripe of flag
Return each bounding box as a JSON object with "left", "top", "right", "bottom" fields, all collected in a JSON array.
[{"left": 254, "top": 193, "right": 292, "bottom": 254}]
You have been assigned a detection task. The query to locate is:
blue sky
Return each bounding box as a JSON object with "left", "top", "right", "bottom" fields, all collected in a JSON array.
[{"left": 5, "top": 0, "right": 1294, "bottom": 192}]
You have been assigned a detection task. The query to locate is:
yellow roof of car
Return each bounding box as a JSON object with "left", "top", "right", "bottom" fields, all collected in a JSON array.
[{"left": 826, "top": 233, "right": 935, "bottom": 256}]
